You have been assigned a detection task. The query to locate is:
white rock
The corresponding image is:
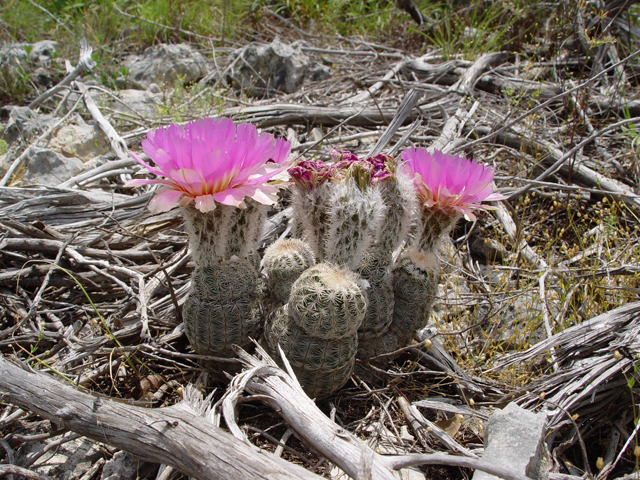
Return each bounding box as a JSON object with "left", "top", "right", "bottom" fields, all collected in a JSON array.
[
  {"left": 229, "top": 37, "right": 332, "bottom": 96},
  {"left": 473, "top": 402, "right": 549, "bottom": 480},
  {"left": 123, "top": 43, "right": 208, "bottom": 89},
  {"left": 49, "top": 116, "right": 110, "bottom": 162}
]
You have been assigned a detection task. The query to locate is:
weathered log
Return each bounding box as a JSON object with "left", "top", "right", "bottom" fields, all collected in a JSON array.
[{"left": 0, "top": 356, "right": 323, "bottom": 480}]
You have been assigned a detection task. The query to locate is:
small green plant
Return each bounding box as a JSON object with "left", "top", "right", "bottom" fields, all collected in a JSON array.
[
  {"left": 415, "top": 0, "right": 522, "bottom": 60},
  {"left": 0, "top": 139, "right": 8, "bottom": 155}
]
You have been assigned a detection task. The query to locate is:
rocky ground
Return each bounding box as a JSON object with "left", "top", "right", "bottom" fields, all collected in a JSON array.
[{"left": 1, "top": 11, "right": 640, "bottom": 480}]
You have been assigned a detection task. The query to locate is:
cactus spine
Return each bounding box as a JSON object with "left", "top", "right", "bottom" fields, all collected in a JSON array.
[
  {"left": 264, "top": 264, "right": 366, "bottom": 398},
  {"left": 182, "top": 199, "right": 265, "bottom": 357},
  {"left": 356, "top": 165, "right": 416, "bottom": 358}
]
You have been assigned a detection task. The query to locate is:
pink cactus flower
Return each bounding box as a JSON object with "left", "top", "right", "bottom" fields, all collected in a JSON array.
[
  {"left": 128, "top": 118, "right": 291, "bottom": 213},
  {"left": 401, "top": 147, "right": 504, "bottom": 221}
]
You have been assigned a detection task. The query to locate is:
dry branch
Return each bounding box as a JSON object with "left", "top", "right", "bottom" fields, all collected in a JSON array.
[{"left": 0, "top": 356, "right": 323, "bottom": 480}]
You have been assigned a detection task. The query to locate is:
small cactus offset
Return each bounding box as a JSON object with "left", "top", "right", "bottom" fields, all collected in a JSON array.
[
  {"left": 261, "top": 238, "right": 316, "bottom": 306},
  {"left": 264, "top": 264, "right": 366, "bottom": 398}
]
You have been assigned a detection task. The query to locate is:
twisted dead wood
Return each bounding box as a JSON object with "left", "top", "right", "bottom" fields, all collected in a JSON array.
[{"left": 0, "top": 356, "right": 322, "bottom": 480}]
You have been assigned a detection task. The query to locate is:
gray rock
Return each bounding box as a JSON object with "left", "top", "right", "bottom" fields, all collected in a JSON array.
[
  {"left": 29, "top": 40, "right": 57, "bottom": 64},
  {"left": 229, "top": 37, "right": 332, "bottom": 96},
  {"left": 48, "top": 116, "right": 110, "bottom": 162},
  {"left": 473, "top": 402, "right": 549, "bottom": 480},
  {"left": 20, "top": 147, "right": 84, "bottom": 186},
  {"left": 109, "top": 87, "right": 163, "bottom": 118},
  {"left": 101, "top": 451, "right": 139, "bottom": 480},
  {"left": 123, "top": 43, "right": 208, "bottom": 89},
  {"left": 0, "top": 106, "right": 56, "bottom": 145},
  {"left": 0, "top": 43, "right": 28, "bottom": 66}
]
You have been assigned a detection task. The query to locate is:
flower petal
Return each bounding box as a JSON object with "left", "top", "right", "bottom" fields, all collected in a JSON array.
[{"left": 148, "top": 189, "right": 185, "bottom": 213}]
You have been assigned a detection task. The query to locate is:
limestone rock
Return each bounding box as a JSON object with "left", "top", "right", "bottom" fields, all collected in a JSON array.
[
  {"left": 123, "top": 43, "right": 208, "bottom": 89},
  {"left": 28, "top": 40, "right": 57, "bottom": 65},
  {"left": 110, "top": 87, "right": 163, "bottom": 118},
  {"left": 20, "top": 147, "right": 84, "bottom": 186},
  {"left": 473, "top": 402, "right": 549, "bottom": 480},
  {"left": 49, "top": 116, "right": 110, "bottom": 162},
  {"left": 0, "top": 106, "right": 56, "bottom": 145},
  {"left": 229, "top": 37, "right": 332, "bottom": 96}
]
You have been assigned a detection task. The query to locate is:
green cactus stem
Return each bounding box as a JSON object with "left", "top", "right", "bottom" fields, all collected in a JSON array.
[
  {"left": 324, "top": 178, "right": 385, "bottom": 270},
  {"left": 261, "top": 238, "right": 316, "bottom": 305},
  {"left": 390, "top": 248, "right": 439, "bottom": 346},
  {"left": 181, "top": 200, "right": 266, "bottom": 357},
  {"left": 264, "top": 263, "right": 366, "bottom": 398},
  {"left": 183, "top": 257, "right": 262, "bottom": 357}
]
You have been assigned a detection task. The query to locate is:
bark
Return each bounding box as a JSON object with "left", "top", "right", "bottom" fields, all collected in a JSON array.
[{"left": 0, "top": 356, "right": 323, "bottom": 480}]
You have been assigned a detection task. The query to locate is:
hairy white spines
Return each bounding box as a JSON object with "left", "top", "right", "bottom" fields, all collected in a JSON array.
[
  {"left": 291, "top": 184, "right": 331, "bottom": 262},
  {"left": 182, "top": 198, "right": 267, "bottom": 265},
  {"left": 376, "top": 167, "right": 417, "bottom": 255},
  {"left": 181, "top": 200, "right": 266, "bottom": 358},
  {"left": 324, "top": 178, "right": 386, "bottom": 270},
  {"left": 288, "top": 263, "right": 367, "bottom": 339}
]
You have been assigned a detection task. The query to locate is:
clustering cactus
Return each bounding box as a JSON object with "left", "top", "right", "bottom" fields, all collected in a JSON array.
[
  {"left": 263, "top": 153, "right": 392, "bottom": 397},
  {"left": 130, "top": 116, "right": 503, "bottom": 398}
]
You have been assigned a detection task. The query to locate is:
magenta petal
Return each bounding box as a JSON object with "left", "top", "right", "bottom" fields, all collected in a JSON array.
[
  {"left": 130, "top": 152, "right": 164, "bottom": 176},
  {"left": 148, "top": 189, "right": 184, "bottom": 213},
  {"left": 130, "top": 118, "right": 290, "bottom": 213}
]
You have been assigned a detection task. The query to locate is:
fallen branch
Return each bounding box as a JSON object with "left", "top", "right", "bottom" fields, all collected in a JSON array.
[{"left": 0, "top": 356, "right": 323, "bottom": 480}]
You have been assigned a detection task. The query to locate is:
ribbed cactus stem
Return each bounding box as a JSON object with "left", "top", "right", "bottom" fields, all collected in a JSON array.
[
  {"left": 390, "top": 248, "right": 439, "bottom": 345},
  {"left": 182, "top": 198, "right": 267, "bottom": 265},
  {"left": 324, "top": 178, "right": 385, "bottom": 270},
  {"left": 416, "top": 208, "right": 461, "bottom": 253},
  {"left": 356, "top": 246, "right": 394, "bottom": 349},
  {"left": 264, "top": 263, "right": 367, "bottom": 398},
  {"left": 261, "top": 238, "right": 316, "bottom": 305},
  {"left": 377, "top": 169, "right": 417, "bottom": 255},
  {"left": 181, "top": 200, "right": 266, "bottom": 357},
  {"left": 291, "top": 184, "right": 331, "bottom": 261},
  {"left": 183, "top": 257, "right": 262, "bottom": 357}
]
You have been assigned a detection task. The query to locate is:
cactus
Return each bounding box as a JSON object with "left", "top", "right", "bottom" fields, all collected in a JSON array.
[
  {"left": 261, "top": 238, "right": 316, "bottom": 305},
  {"left": 390, "top": 248, "right": 439, "bottom": 344},
  {"left": 181, "top": 203, "right": 265, "bottom": 356},
  {"left": 183, "top": 257, "right": 262, "bottom": 357},
  {"left": 264, "top": 264, "right": 366, "bottom": 398},
  {"left": 324, "top": 177, "right": 385, "bottom": 270},
  {"left": 354, "top": 161, "right": 416, "bottom": 358}
]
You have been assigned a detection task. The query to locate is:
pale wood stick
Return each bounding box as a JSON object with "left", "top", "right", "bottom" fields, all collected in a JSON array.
[{"left": 0, "top": 356, "right": 323, "bottom": 480}]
